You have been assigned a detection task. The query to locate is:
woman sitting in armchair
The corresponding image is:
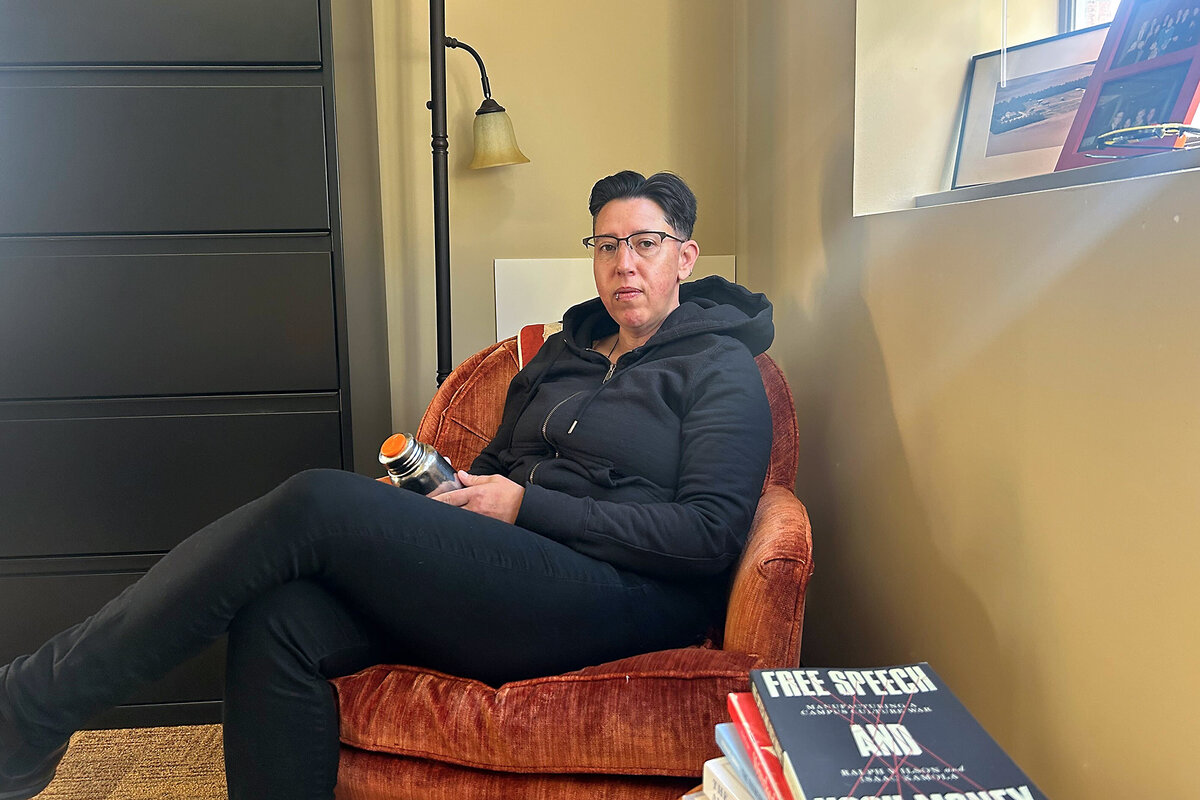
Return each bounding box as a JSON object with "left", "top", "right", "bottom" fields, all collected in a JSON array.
[{"left": 0, "top": 169, "right": 774, "bottom": 800}]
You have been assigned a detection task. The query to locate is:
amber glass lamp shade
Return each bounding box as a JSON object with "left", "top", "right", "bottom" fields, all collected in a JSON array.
[{"left": 469, "top": 98, "right": 529, "bottom": 169}]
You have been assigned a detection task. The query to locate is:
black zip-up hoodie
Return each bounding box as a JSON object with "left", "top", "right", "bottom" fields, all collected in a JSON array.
[{"left": 471, "top": 275, "right": 774, "bottom": 585}]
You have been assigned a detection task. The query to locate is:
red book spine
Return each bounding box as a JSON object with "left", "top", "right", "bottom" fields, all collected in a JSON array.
[{"left": 727, "top": 692, "right": 794, "bottom": 800}]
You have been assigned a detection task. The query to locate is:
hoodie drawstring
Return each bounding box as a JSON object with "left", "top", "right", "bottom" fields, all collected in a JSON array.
[{"left": 567, "top": 345, "right": 656, "bottom": 435}]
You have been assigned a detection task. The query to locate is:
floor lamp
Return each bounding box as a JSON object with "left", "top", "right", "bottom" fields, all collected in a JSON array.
[{"left": 429, "top": 0, "right": 529, "bottom": 385}]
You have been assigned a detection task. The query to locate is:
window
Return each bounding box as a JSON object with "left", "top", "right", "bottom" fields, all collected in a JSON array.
[{"left": 1065, "top": 0, "right": 1121, "bottom": 29}]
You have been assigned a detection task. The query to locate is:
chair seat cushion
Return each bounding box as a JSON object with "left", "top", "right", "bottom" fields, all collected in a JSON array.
[
  {"left": 332, "top": 646, "right": 762, "bottom": 777},
  {"left": 336, "top": 748, "right": 697, "bottom": 800}
]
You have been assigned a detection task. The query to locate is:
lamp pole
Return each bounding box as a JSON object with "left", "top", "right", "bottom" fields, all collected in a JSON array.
[
  {"left": 427, "top": 0, "right": 527, "bottom": 384},
  {"left": 429, "top": 0, "right": 452, "bottom": 385}
]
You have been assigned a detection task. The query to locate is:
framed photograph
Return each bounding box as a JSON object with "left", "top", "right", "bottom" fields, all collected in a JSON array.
[
  {"left": 953, "top": 24, "right": 1110, "bottom": 188},
  {"left": 1057, "top": 0, "right": 1200, "bottom": 169}
]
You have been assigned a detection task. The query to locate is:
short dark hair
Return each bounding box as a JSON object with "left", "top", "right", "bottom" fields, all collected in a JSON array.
[{"left": 588, "top": 170, "right": 697, "bottom": 240}]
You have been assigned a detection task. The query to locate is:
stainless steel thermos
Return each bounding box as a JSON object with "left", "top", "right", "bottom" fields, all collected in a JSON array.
[{"left": 378, "top": 433, "right": 462, "bottom": 496}]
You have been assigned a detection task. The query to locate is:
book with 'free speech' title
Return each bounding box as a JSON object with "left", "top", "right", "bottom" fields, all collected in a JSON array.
[{"left": 749, "top": 663, "right": 1049, "bottom": 800}]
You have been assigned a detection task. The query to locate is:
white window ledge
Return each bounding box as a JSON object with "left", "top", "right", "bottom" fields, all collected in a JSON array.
[{"left": 917, "top": 147, "right": 1200, "bottom": 206}]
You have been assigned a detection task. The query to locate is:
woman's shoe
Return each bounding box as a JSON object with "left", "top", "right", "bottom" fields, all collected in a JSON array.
[{"left": 0, "top": 741, "right": 68, "bottom": 800}]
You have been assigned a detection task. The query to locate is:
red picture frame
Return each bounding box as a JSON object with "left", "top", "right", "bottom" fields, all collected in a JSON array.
[{"left": 1055, "top": 0, "right": 1200, "bottom": 169}]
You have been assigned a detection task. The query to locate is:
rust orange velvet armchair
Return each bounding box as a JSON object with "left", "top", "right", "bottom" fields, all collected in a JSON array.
[{"left": 331, "top": 326, "right": 814, "bottom": 800}]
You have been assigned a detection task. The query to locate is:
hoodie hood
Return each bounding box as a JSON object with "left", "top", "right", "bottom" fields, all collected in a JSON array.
[{"left": 560, "top": 275, "right": 774, "bottom": 357}]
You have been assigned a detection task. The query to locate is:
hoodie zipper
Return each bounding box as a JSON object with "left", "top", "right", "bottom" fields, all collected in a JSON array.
[
  {"left": 529, "top": 390, "right": 583, "bottom": 484},
  {"left": 585, "top": 343, "right": 619, "bottom": 385}
]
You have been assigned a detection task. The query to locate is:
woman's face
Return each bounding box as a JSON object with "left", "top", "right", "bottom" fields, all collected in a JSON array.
[{"left": 591, "top": 197, "right": 699, "bottom": 342}]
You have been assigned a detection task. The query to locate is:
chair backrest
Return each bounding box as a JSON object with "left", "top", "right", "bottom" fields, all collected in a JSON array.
[
  {"left": 416, "top": 337, "right": 521, "bottom": 470},
  {"left": 415, "top": 328, "right": 813, "bottom": 666}
]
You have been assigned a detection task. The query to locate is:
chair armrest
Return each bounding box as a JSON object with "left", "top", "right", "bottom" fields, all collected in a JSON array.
[{"left": 721, "top": 486, "right": 814, "bottom": 666}]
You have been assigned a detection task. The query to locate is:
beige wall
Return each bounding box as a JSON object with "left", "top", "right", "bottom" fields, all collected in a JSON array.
[
  {"left": 371, "top": 0, "right": 740, "bottom": 429},
  {"left": 743, "top": 1, "right": 1200, "bottom": 798}
]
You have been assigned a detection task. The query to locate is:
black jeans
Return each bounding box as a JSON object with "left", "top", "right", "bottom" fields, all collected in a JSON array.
[{"left": 0, "top": 469, "right": 711, "bottom": 799}]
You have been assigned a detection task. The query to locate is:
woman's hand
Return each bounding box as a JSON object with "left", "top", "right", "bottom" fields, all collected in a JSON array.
[{"left": 432, "top": 471, "right": 525, "bottom": 524}]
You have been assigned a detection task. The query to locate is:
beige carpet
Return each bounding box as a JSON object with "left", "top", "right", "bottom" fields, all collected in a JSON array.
[{"left": 36, "top": 725, "right": 226, "bottom": 800}]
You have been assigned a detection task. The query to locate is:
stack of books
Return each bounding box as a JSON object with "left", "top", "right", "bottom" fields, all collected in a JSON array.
[{"left": 684, "top": 662, "right": 1049, "bottom": 800}]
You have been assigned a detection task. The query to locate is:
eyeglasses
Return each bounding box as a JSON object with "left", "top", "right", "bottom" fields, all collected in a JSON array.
[{"left": 582, "top": 230, "right": 686, "bottom": 260}]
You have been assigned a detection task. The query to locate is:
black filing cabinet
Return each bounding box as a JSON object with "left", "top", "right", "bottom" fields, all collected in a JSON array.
[{"left": 0, "top": 0, "right": 354, "bottom": 727}]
